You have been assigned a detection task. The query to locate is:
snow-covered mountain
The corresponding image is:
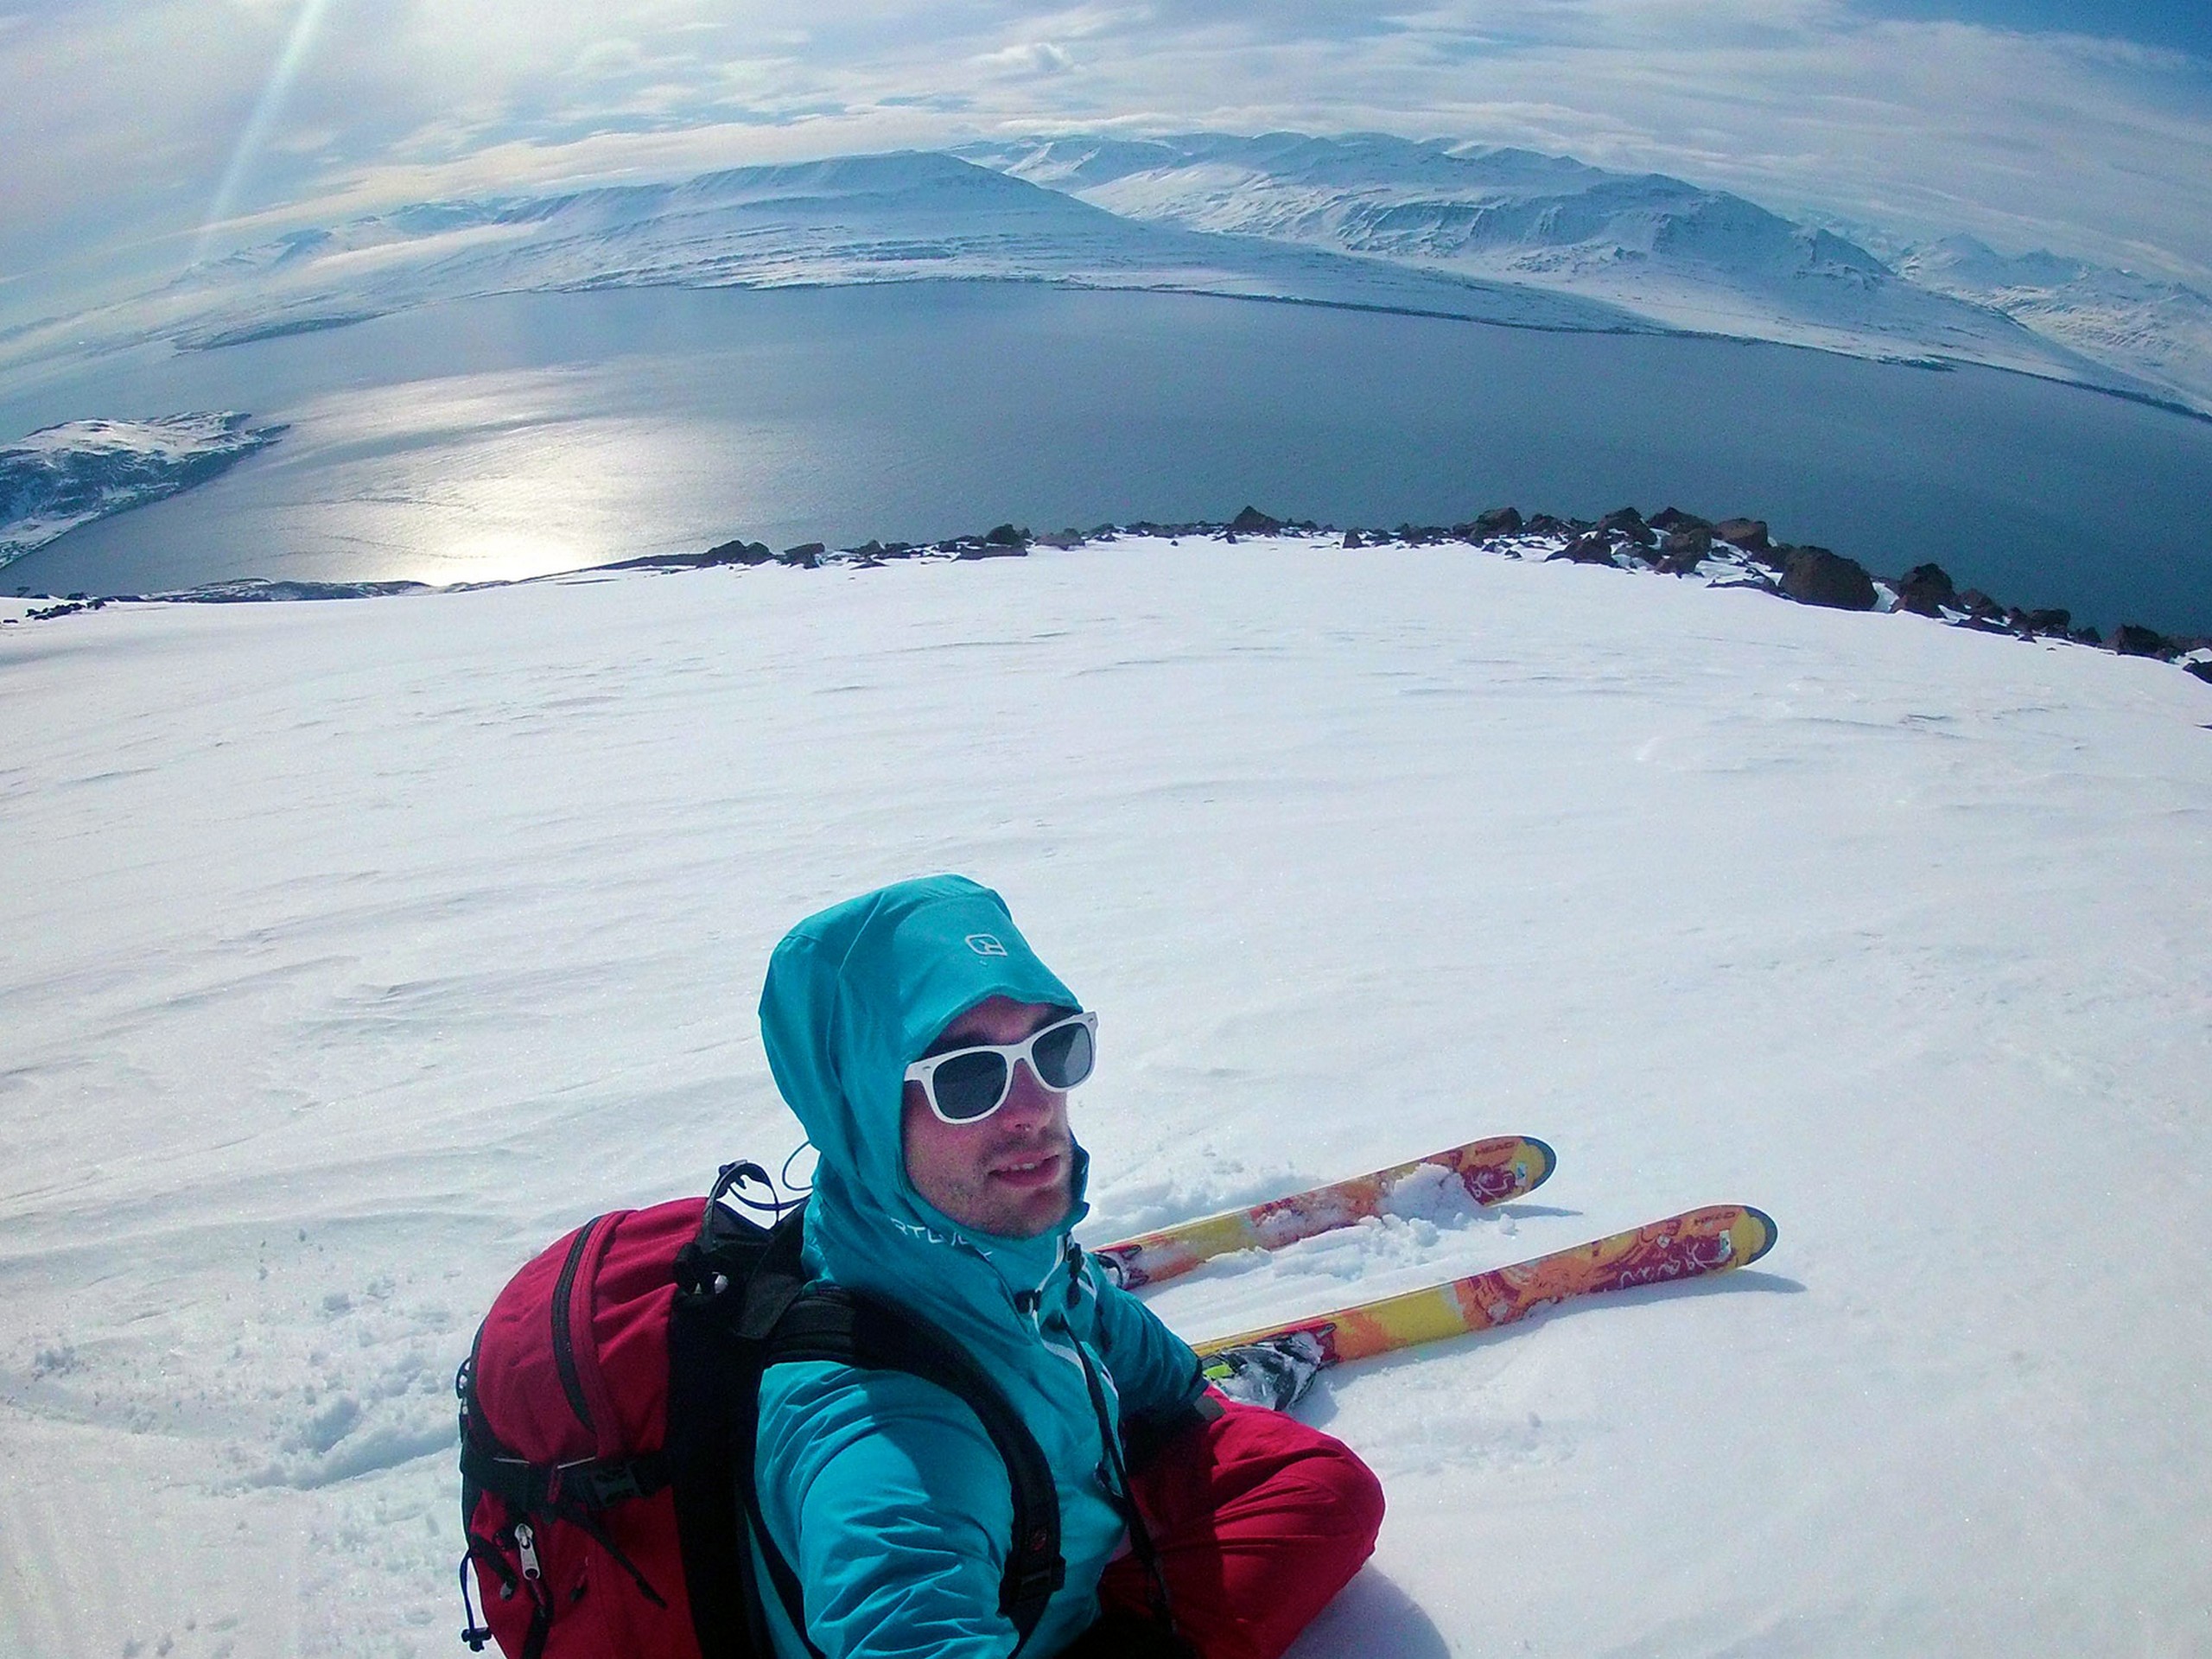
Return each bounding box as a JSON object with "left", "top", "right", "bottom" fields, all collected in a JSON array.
[
  {"left": 15, "top": 137, "right": 2210, "bottom": 420},
  {"left": 957, "top": 132, "right": 2175, "bottom": 404},
  {"left": 0, "top": 414, "right": 280, "bottom": 567},
  {"left": 1900, "top": 235, "right": 2212, "bottom": 415},
  {"left": 137, "top": 151, "right": 1646, "bottom": 351}
]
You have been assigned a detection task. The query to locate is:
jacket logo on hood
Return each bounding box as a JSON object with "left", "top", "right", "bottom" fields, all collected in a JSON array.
[
  {"left": 891, "top": 1217, "right": 983, "bottom": 1254},
  {"left": 964, "top": 933, "right": 1010, "bottom": 957}
]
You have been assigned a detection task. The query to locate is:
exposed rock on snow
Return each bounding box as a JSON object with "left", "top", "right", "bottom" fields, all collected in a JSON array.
[
  {"left": 1893, "top": 563, "right": 1958, "bottom": 618},
  {"left": 1656, "top": 526, "right": 1713, "bottom": 571},
  {"left": 584, "top": 505, "right": 2203, "bottom": 675},
  {"left": 1713, "top": 518, "right": 1771, "bottom": 553},
  {"left": 1780, "top": 547, "right": 1878, "bottom": 612},
  {"left": 12, "top": 496, "right": 2203, "bottom": 683},
  {"left": 0, "top": 414, "right": 281, "bottom": 568}
]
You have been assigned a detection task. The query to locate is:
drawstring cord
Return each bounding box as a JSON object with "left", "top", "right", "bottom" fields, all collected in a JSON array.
[{"left": 1062, "top": 1240, "right": 1178, "bottom": 1637}]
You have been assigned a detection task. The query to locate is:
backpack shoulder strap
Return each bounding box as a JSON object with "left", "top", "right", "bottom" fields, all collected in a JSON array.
[
  {"left": 766, "top": 1289, "right": 1067, "bottom": 1644},
  {"left": 667, "top": 1201, "right": 1066, "bottom": 1659},
  {"left": 665, "top": 1198, "right": 809, "bottom": 1659}
]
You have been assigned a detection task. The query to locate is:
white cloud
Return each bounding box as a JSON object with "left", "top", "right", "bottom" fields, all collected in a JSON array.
[
  {"left": 1, "top": 0, "right": 2208, "bottom": 327},
  {"left": 977, "top": 41, "right": 1075, "bottom": 76}
]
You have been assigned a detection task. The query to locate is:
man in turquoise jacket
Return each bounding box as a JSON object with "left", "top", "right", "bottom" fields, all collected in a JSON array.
[{"left": 753, "top": 876, "right": 1382, "bottom": 1659}]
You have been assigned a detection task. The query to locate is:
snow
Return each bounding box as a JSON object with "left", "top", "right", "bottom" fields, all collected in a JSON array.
[
  {"left": 1, "top": 415, "right": 280, "bottom": 567},
  {"left": 3, "top": 537, "right": 2209, "bottom": 1657}
]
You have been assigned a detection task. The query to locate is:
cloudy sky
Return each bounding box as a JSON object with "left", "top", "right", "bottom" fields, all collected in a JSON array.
[{"left": 3, "top": 0, "right": 2209, "bottom": 330}]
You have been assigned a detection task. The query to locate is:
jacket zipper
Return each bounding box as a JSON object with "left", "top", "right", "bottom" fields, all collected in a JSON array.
[{"left": 549, "top": 1214, "right": 602, "bottom": 1437}]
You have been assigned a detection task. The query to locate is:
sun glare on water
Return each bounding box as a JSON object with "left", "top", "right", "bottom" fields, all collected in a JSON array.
[{"left": 421, "top": 531, "right": 594, "bottom": 587}]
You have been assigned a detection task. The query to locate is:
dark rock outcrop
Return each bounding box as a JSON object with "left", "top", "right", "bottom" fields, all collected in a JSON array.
[
  {"left": 1649, "top": 506, "right": 1713, "bottom": 533},
  {"left": 1714, "top": 518, "right": 1770, "bottom": 553},
  {"left": 1780, "top": 546, "right": 1878, "bottom": 611},
  {"left": 599, "top": 540, "right": 771, "bottom": 571},
  {"left": 2112, "top": 624, "right": 2174, "bottom": 658},
  {"left": 1229, "top": 505, "right": 1283, "bottom": 536},
  {"left": 1656, "top": 526, "right": 1713, "bottom": 575},
  {"left": 1893, "top": 563, "right": 1956, "bottom": 617},
  {"left": 779, "top": 543, "right": 824, "bottom": 568},
  {"left": 1471, "top": 506, "right": 1523, "bottom": 538},
  {"left": 1599, "top": 507, "right": 1656, "bottom": 547},
  {"left": 1550, "top": 531, "right": 1618, "bottom": 565},
  {"left": 1394, "top": 523, "right": 1461, "bottom": 545},
  {"left": 702, "top": 538, "right": 774, "bottom": 565}
]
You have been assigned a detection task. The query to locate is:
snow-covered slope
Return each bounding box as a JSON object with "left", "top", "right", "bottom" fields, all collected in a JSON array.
[
  {"left": 126, "top": 152, "right": 1647, "bottom": 352},
  {"left": 0, "top": 414, "right": 280, "bottom": 567},
  {"left": 1901, "top": 235, "right": 2212, "bottom": 415},
  {"left": 3, "top": 540, "right": 2207, "bottom": 1657},
  {"left": 958, "top": 133, "right": 2195, "bottom": 409}
]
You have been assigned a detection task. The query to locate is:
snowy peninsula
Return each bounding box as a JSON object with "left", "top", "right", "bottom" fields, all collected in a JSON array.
[{"left": 0, "top": 414, "right": 281, "bottom": 567}]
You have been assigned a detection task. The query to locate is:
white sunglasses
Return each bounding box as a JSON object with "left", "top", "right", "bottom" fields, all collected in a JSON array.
[{"left": 904, "top": 1011, "right": 1097, "bottom": 1123}]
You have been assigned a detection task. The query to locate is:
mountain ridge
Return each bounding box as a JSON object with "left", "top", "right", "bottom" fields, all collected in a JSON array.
[
  {"left": 957, "top": 131, "right": 2195, "bottom": 409},
  {"left": 6, "top": 137, "right": 2207, "bottom": 417}
]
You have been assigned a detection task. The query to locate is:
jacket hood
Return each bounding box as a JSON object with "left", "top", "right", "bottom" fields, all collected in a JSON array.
[{"left": 759, "top": 875, "right": 1090, "bottom": 1297}]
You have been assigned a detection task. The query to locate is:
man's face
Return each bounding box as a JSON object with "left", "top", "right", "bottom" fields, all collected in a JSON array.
[{"left": 901, "top": 995, "right": 1077, "bottom": 1240}]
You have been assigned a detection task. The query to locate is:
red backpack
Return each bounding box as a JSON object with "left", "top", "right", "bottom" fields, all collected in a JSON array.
[{"left": 455, "top": 1162, "right": 1066, "bottom": 1659}]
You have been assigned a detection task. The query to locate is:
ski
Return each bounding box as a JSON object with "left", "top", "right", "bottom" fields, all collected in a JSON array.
[
  {"left": 1192, "top": 1203, "right": 1777, "bottom": 1371},
  {"left": 1090, "top": 1135, "right": 1556, "bottom": 1291}
]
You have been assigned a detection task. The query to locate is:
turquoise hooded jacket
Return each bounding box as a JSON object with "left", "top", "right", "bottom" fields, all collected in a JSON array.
[{"left": 753, "top": 876, "right": 1205, "bottom": 1659}]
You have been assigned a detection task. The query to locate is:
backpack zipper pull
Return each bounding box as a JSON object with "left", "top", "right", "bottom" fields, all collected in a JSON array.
[{"left": 513, "top": 1521, "right": 542, "bottom": 1584}]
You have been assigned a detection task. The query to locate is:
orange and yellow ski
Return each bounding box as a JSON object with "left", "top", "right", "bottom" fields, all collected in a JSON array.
[
  {"left": 1091, "top": 1135, "right": 1556, "bottom": 1291},
  {"left": 1190, "top": 1203, "right": 1777, "bottom": 1366}
]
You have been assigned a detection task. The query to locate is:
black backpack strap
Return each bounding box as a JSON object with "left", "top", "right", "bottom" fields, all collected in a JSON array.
[
  {"left": 667, "top": 1187, "right": 810, "bottom": 1659},
  {"left": 459, "top": 1441, "right": 676, "bottom": 1513},
  {"left": 766, "top": 1289, "right": 1067, "bottom": 1643},
  {"left": 664, "top": 1189, "right": 1065, "bottom": 1659}
]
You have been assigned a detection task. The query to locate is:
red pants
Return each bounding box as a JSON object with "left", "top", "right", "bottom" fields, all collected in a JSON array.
[{"left": 1098, "top": 1402, "right": 1385, "bottom": 1659}]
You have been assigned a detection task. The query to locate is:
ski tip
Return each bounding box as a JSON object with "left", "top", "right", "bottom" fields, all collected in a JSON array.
[
  {"left": 1738, "top": 1206, "right": 1779, "bottom": 1267},
  {"left": 1522, "top": 1137, "right": 1557, "bottom": 1192}
]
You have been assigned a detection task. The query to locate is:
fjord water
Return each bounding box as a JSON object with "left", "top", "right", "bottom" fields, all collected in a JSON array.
[{"left": 4, "top": 282, "right": 2209, "bottom": 632}]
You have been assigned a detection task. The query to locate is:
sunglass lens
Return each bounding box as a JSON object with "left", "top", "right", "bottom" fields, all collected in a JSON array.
[
  {"left": 931, "top": 1051, "right": 1011, "bottom": 1121},
  {"left": 1030, "top": 1020, "right": 1095, "bottom": 1090}
]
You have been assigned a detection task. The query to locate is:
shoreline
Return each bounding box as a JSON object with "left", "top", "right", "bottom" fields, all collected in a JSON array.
[{"left": 10, "top": 504, "right": 2209, "bottom": 689}]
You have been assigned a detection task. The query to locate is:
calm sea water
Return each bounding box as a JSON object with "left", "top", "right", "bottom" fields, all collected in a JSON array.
[{"left": 3, "top": 283, "right": 2208, "bottom": 632}]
